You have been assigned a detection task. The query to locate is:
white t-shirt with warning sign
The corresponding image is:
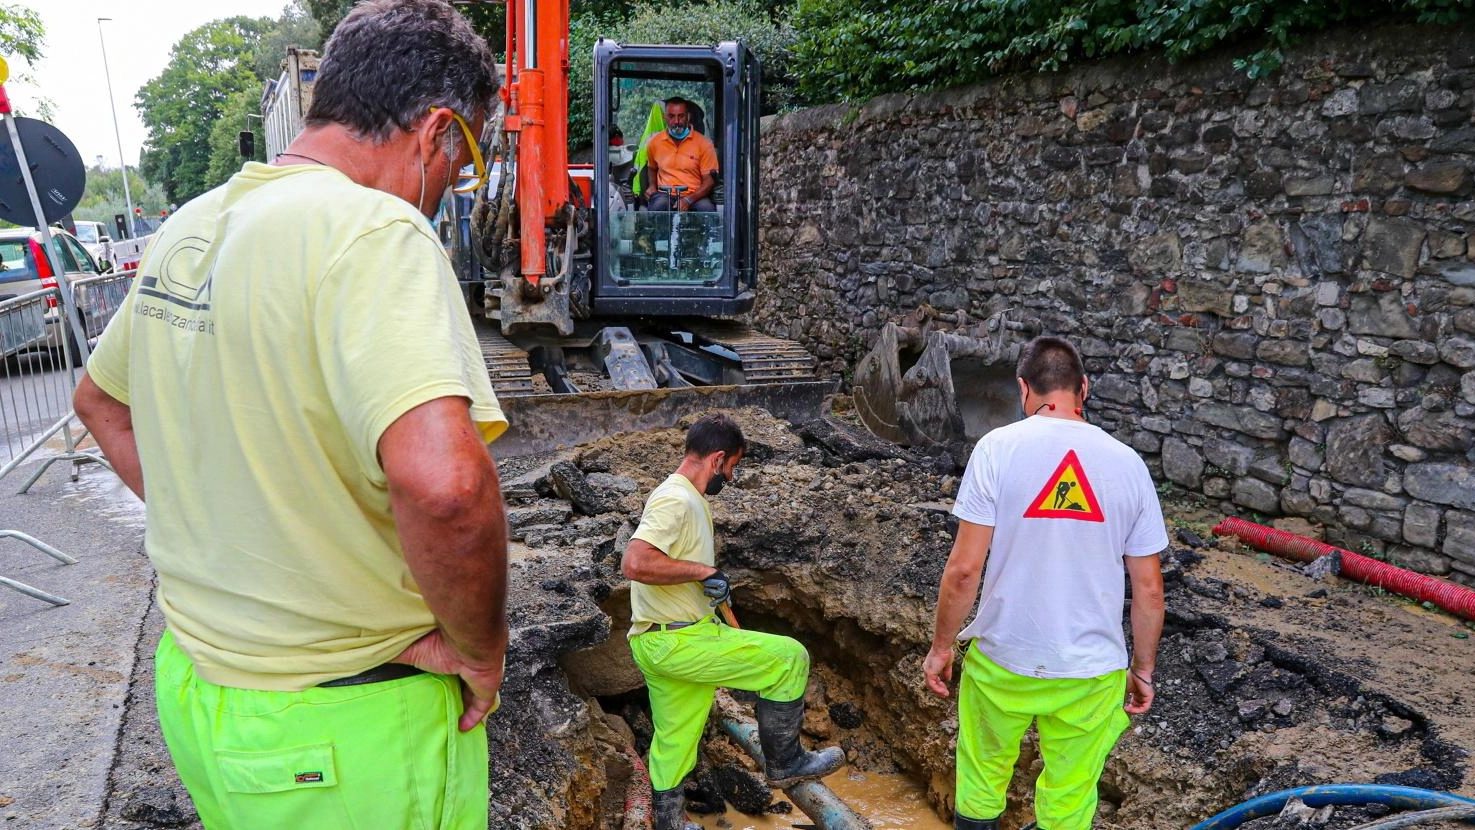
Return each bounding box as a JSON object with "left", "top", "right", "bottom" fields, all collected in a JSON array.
[{"left": 952, "top": 416, "right": 1168, "bottom": 679}]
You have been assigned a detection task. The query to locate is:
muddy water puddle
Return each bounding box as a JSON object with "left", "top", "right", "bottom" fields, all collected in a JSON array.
[{"left": 694, "top": 769, "right": 948, "bottom": 830}]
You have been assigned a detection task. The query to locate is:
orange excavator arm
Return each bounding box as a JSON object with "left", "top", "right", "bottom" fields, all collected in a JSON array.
[{"left": 502, "top": 0, "right": 572, "bottom": 290}]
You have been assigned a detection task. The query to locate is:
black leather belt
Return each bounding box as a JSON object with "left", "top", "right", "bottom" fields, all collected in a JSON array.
[{"left": 319, "top": 663, "right": 426, "bottom": 688}]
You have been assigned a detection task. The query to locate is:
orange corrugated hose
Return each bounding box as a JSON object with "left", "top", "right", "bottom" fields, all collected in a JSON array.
[{"left": 1212, "top": 517, "right": 1475, "bottom": 621}]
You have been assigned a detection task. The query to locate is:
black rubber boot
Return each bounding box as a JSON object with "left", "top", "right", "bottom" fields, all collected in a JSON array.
[
  {"left": 651, "top": 787, "right": 700, "bottom": 830},
  {"left": 755, "top": 697, "right": 847, "bottom": 788},
  {"left": 954, "top": 815, "right": 1000, "bottom": 830}
]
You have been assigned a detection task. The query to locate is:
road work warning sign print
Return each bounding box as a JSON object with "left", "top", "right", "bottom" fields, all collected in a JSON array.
[{"left": 1023, "top": 449, "right": 1105, "bottom": 522}]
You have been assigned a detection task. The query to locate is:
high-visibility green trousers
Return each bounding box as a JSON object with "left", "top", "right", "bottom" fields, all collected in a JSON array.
[
  {"left": 154, "top": 630, "right": 489, "bottom": 829},
  {"left": 630, "top": 617, "right": 810, "bottom": 791},
  {"left": 956, "top": 645, "right": 1129, "bottom": 830}
]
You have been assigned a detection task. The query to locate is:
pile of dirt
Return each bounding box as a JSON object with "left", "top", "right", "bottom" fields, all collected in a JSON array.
[{"left": 101, "top": 408, "right": 1475, "bottom": 830}]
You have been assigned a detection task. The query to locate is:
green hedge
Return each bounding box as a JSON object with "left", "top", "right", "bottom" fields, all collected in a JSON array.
[{"left": 791, "top": 0, "right": 1475, "bottom": 103}]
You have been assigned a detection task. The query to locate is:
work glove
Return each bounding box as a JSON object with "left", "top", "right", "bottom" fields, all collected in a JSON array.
[{"left": 701, "top": 569, "right": 731, "bottom": 607}]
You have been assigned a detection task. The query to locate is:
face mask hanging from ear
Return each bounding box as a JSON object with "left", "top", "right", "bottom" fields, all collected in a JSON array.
[
  {"left": 667, "top": 125, "right": 691, "bottom": 141},
  {"left": 417, "top": 155, "right": 431, "bottom": 219},
  {"left": 704, "top": 470, "right": 727, "bottom": 496}
]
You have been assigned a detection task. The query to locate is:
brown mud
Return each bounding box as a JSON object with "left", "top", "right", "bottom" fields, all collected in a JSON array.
[{"left": 100, "top": 409, "right": 1475, "bottom": 830}]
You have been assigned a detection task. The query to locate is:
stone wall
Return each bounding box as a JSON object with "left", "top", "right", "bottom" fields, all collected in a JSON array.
[{"left": 753, "top": 25, "right": 1475, "bottom": 583}]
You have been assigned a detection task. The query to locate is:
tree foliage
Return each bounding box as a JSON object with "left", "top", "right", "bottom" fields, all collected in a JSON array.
[
  {"left": 137, "top": 4, "right": 322, "bottom": 204},
  {"left": 72, "top": 166, "right": 169, "bottom": 230},
  {"left": 791, "top": 0, "right": 1475, "bottom": 103},
  {"left": 0, "top": 2, "right": 43, "bottom": 64},
  {"left": 0, "top": 2, "right": 53, "bottom": 119}
]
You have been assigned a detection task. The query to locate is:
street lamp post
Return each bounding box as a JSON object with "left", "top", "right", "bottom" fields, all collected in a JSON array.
[{"left": 97, "top": 17, "right": 137, "bottom": 238}]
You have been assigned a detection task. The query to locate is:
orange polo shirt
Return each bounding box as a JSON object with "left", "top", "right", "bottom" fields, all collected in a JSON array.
[{"left": 645, "top": 130, "right": 718, "bottom": 195}]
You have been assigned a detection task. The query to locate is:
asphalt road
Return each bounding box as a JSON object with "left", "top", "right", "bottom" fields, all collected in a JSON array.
[{"left": 0, "top": 439, "right": 150, "bottom": 828}]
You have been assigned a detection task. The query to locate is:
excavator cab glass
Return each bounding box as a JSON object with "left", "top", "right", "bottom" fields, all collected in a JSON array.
[{"left": 593, "top": 40, "right": 760, "bottom": 317}]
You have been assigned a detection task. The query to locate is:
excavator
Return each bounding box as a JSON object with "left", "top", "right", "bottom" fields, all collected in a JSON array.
[
  {"left": 453, "top": 0, "right": 834, "bottom": 454},
  {"left": 258, "top": 1, "right": 1002, "bottom": 455}
]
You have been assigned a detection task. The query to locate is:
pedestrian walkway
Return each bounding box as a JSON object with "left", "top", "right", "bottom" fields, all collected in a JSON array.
[{"left": 0, "top": 463, "right": 150, "bottom": 827}]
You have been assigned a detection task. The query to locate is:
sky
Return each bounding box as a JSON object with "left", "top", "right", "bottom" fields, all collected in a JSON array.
[{"left": 9, "top": 0, "right": 294, "bottom": 169}]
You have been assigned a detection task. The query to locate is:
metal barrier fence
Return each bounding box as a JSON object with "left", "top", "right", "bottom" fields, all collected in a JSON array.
[{"left": 1, "top": 270, "right": 134, "bottom": 606}]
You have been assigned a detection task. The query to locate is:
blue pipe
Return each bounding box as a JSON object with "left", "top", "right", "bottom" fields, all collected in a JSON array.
[{"left": 1192, "top": 784, "right": 1475, "bottom": 830}]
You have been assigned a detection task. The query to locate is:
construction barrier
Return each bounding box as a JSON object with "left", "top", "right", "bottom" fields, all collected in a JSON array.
[{"left": 0, "top": 271, "right": 133, "bottom": 605}]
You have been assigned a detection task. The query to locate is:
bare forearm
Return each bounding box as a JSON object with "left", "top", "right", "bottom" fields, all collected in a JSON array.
[
  {"left": 930, "top": 565, "right": 981, "bottom": 652},
  {"left": 622, "top": 541, "right": 715, "bottom": 585},
  {"left": 396, "top": 467, "right": 509, "bottom": 666},
  {"left": 74, "top": 374, "right": 144, "bottom": 500},
  {"left": 1129, "top": 596, "right": 1164, "bottom": 671}
]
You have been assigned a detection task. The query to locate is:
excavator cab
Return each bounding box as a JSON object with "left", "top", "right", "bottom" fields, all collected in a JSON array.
[{"left": 591, "top": 40, "right": 760, "bottom": 317}]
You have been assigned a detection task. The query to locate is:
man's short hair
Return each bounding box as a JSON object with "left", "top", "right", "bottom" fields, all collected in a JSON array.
[
  {"left": 306, "top": 0, "right": 498, "bottom": 144},
  {"left": 1017, "top": 336, "right": 1086, "bottom": 395},
  {"left": 685, "top": 414, "right": 746, "bottom": 457},
  {"left": 664, "top": 97, "right": 691, "bottom": 114}
]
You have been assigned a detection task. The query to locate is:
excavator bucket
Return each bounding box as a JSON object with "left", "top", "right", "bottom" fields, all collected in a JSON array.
[{"left": 853, "top": 311, "right": 1024, "bottom": 448}]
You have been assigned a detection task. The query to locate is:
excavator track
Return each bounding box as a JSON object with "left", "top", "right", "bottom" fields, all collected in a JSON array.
[
  {"left": 477, "top": 326, "right": 536, "bottom": 398},
  {"left": 478, "top": 319, "right": 833, "bottom": 457},
  {"left": 681, "top": 321, "right": 820, "bottom": 384}
]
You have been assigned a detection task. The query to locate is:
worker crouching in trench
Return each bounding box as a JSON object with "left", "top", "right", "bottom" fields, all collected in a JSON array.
[{"left": 621, "top": 414, "right": 847, "bottom": 830}]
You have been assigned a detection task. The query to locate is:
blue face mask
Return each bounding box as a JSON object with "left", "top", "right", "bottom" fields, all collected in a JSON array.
[{"left": 667, "top": 125, "right": 691, "bottom": 141}]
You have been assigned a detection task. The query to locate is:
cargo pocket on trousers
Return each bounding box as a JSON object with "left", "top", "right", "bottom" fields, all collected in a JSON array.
[{"left": 217, "top": 743, "right": 339, "bottom": 794}]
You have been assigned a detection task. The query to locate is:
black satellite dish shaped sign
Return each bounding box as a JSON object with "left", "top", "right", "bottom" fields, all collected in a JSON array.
[{"left": 0, "top": 117, "right": 86, "bottom": 226}]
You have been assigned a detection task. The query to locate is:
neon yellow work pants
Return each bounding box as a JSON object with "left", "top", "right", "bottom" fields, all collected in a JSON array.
[
  {"left": 956, "top": 645, "right": 1129, "bottom": 830},
  {"left": 153, "top": 630, "right": 489, "bottom": 830},
  {"left": 630, "top": 617, "right": 810, "bottom": 791}
]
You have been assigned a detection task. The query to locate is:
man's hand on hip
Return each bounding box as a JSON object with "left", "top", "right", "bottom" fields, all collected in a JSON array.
[
  {"left": 923, "top": 644, "right": 955, "bottom": 698},
  {"left": 394, "top": 629, "right": 505, "bottom": 732},
  {"left": 1124, "top": 668, "right": 1154, "bottom": 714}
]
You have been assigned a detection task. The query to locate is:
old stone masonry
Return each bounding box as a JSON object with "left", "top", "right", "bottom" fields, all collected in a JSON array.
[{"left": 754, "top": 24, "right": 1475, "bottom": 584}]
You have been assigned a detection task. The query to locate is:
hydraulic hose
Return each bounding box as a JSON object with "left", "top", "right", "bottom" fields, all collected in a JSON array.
[
  {"left": 1191, "top": 784, "right": 1475, "bottom": 830},
  {"left": 1212, "top": 517, "right": 1475, "bottom": 621}
]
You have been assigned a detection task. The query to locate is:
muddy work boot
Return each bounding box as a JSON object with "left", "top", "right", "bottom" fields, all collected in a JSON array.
[
  {"left": 755, "top": 697, "right": 847, "bottom": 787},
  {"left": 954, "top": 814, "right": 1000, "bottom": 830},
  {"left": 651, "top": 787, "right": 700, "bottom": 830}
]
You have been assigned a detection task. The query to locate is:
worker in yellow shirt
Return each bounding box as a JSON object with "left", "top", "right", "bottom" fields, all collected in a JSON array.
[
  {"left": 641, "top": 97, "right": 719, "bottom": 212},
  {"left": 622, "top": 414, "right": 845, "bottom": 830},
  {"left": 73, "top": 2, "right": 508, "bottom": 827}
]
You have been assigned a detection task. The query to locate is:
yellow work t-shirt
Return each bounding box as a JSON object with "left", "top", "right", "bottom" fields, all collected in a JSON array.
[
  {"left": 644, "top": 130, "right": 718, "bottom": 196},
  {"left": 628, "top": 474, "right": 715, "bottom": 638},
  {"left": 86, "top": 162, "right": 506, "bottom": 691}
]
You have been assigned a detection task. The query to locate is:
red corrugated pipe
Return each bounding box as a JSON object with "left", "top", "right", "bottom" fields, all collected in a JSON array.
[
  {"left": 622, "top": 745, "right": 653, "bottom": 830},
  {"left": 1212, "top": 517, "right": 1475, "bottom": 622}
]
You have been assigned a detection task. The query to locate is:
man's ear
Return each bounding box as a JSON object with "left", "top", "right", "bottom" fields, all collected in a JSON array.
[
  {"left": 1080, "top": 375, "right": 1091, "bottom": 401},
  {"left": 417, "top": 108, "right": 457, "bottom": 164}
]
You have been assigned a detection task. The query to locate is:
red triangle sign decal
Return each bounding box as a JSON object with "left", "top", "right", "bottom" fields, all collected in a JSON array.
[{"left": 1023, "top": 449, "right": 1105, "bottom": 522}]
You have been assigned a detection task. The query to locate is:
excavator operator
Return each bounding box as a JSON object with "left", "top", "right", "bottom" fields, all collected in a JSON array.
[{"left": 642, "top": 97, "right": 718, "bottom": 212}]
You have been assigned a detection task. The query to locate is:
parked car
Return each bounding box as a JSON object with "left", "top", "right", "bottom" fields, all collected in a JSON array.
[
  {"left": 69, "top": 220, "right": 115, "bottom": 270},
  {"left": 0, "top": 226, "right": 106, "bottom": 358}
]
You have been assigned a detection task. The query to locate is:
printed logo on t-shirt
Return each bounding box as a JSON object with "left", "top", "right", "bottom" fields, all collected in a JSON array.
[{"left": 1023, "top": 449, "right": 1105, "bottom": 522}]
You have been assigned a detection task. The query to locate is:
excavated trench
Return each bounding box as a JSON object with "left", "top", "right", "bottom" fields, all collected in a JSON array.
[
  {"left": 476, "top": 408, "right": 1474, "bottom": 830},
  {"left": 101, "top": 408, "right": 1475, "bottom": 830}
]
